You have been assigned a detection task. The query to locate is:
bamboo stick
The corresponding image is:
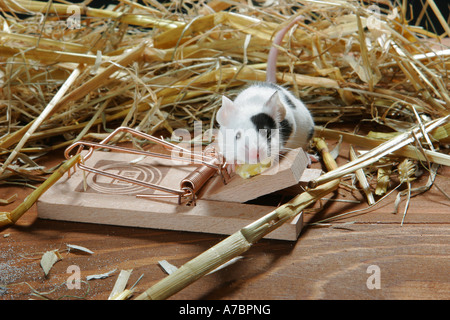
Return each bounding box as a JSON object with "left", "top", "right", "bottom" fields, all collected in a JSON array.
[
  {"left": 0, "top": 0, "right": 447, "bottom": 299},
  {"left": 135, "top": 180, "right": 339, "bottom": 300},
  {"left": 135, "top": 138, "right": 340, "bottom": 300},
  {"left": 0, "top": 154, "right": 80, "bottom": 227},
  {"left": 310, "top": 115, "right": 450, "bottom": 188},
  {"left": 316, "top": 125, "right": 450, "bottom": 166},
  {"left": 134, "top": 231, "right": 251, "bottom": 300}
]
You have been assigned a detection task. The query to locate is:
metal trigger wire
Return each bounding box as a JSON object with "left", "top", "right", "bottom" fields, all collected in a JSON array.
[{"left": 64, "top": 126, "right": 230, "bottom": 205}]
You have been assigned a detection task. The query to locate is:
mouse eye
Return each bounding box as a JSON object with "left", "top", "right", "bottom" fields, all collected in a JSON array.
[
  {"left": 259, "top": 129, "right": 272, "bottom": 142},
  {"left": 235, "top": 131, "right": 241, "bottom": 140}
]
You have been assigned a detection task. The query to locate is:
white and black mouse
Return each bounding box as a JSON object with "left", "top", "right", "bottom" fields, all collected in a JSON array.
[{"left": 216, "top": 16, "right": 315, "bottom": 166}]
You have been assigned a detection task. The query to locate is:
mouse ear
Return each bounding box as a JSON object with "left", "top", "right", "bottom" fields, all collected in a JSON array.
[
  {"left": 264, "top": 91, "right": 286, "bottom": 121},
  {"left": 217, "top": 96, "right": 236, "bottom": 126}
]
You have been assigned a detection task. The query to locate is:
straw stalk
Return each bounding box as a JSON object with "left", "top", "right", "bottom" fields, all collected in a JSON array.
[
  {"left": 0, "top": 0, "right": 448, "bottom": 299},
  {"left": 135, "top": 138, "right": 340, "bottom": 300},
  {"left": 0, "top": 154, "right": 80, "bottom": 227}
]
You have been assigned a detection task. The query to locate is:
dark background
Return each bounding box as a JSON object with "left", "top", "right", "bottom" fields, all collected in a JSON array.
[{"left": 19, "top": 0, "right": 449, "bottom": 35}]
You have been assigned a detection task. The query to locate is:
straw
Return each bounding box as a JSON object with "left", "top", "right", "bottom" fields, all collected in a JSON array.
[
  {"left": 0, "top": 153, "right": 80, "bottom": 227},
  {"left": 135, "top": 138, "right": 340, "bottom": 300},
  {"left": 0, "top": 66, "right": 83, "bottom": 175},
  {"left": 309, "top": 116, "right": 449, "bottom": 188},
  {"left": 349, "top": 145, "right": 375, "bottom": 205},
  {"left": 0, "top": 0, "right": 448, "bottom": 300}
]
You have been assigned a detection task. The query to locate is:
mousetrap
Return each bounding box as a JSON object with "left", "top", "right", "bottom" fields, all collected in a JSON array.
[{"left": 37, "top": 127, "right": 321, "bottom": 241}]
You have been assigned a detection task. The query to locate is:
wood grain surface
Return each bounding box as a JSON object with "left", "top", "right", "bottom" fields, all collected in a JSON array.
[{"left": 1, "top": 146, "right": 449, "bottom": 300}]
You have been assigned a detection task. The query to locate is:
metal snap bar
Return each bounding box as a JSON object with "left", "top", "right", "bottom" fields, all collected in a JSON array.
[{"left": 64, "top": 126, "right": 231, "bottom": 205}]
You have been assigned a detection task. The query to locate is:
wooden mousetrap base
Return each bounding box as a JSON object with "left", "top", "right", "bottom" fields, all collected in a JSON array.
[{"left": 37, "top": 149, "right": 320, "bottom": 241}]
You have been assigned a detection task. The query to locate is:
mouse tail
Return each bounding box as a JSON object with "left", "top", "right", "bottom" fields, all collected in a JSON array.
[{"left": 266, "top": 15, "right": 304, "bottom": 83}]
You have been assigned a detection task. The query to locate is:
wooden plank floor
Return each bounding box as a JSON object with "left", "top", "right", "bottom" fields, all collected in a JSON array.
[{"left": 1, "top": 145, "right": 449, "bottom": 300}]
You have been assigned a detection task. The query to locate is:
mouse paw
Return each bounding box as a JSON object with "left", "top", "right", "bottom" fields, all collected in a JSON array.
[{"left": 307, "top": 153, "right": 319, "bottom": 167}]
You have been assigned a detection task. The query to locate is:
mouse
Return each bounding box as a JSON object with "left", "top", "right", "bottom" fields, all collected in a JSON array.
[{"left": 216, "top": 16, "right": 315, "bottom": 167}]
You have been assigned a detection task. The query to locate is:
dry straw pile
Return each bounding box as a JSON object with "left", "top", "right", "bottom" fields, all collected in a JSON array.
[
  {"left": 0, "top": 0, "right": 449, "bottom": 172},
  {"left": 0, "top": 0, "right": 449, "bottom": 300},
  {"left": 1, "top": 0, "right": 449, "bottom": 202},
  {"left": 1, "top": 0, "right": 449, "bottom": 221}
]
